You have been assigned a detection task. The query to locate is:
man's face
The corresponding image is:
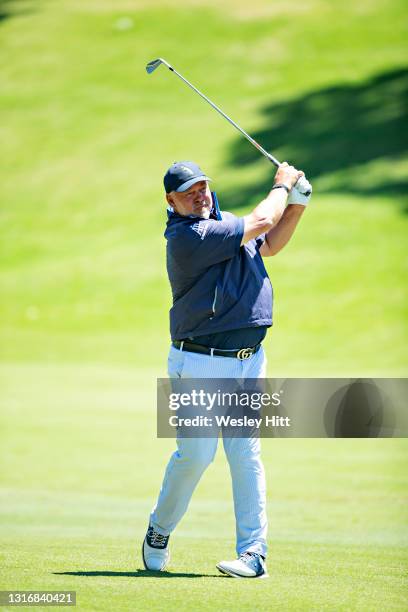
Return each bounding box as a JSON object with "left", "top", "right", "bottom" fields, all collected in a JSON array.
[{"left": 166, "top": 180, "right": 212, "bottom": 219}]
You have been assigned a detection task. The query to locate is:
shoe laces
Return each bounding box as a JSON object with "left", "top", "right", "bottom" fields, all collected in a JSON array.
[
  {"left": 240, "top": 551, "right": 263, "bottom": 570},
  {"left": 240, "top": 551, "right": 257, "bottom": 561},
  {"left": 151, "top": 532, "right": 167, "bottom": 546},
  {"left": 148, "top": 526, "right": 169, "bottom": 548}
]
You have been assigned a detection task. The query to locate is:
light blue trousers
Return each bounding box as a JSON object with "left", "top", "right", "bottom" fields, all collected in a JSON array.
[{"left": 150, "top": 344, "right": 268, "bottom": 557}]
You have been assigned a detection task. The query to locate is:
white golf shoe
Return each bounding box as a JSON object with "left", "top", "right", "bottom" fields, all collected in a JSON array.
[
  {"left": 217, "top": 551, "right": 268, "bottom": 578},
  {"left": 142, "top": 525, "right": 170, "bottom": 571}
]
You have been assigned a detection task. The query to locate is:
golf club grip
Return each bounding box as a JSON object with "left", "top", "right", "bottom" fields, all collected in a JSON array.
[{"left": 268, "top": 157, "right": 312, "bottom": 195}]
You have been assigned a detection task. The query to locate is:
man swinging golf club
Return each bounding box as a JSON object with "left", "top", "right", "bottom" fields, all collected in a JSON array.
[{"left": 142, "top": 159, "right": 312, "bottom": 578}]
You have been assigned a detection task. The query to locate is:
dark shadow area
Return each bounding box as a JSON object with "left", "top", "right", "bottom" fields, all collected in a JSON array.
[
  {"left": 54, "top": 570, "right": 221, "bottom": 579},
  {"left": 222, "top": 68, "right": 408, "bottom": 209},
  {"left": 0, "top": 0, "right": 35, "bottom": 23}
]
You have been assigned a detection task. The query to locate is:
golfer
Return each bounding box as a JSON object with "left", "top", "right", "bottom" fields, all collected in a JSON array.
[{"left": 143, "top": 161, "right": 311, "bottom": 578}]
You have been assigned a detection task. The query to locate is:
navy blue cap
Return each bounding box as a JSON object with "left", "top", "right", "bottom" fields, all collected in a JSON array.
[{"left": 164, "top": 161, "right": 211, "bottom": 193}]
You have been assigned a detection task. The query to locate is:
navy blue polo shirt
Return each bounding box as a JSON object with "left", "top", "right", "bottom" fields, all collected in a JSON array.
[{"left": 165, "top": 208, "right": 273, "bottom": 344}]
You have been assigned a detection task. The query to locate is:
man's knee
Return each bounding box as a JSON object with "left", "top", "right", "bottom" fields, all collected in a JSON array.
[
  {"left": 224, "top": 438, "right": 261, "bottom": 462},
  {"left": 176, "top": 442, "right": 216, "bottom": 474}
]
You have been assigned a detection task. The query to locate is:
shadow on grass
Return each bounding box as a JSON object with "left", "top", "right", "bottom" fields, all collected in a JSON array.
[
  {"left": 54, "top": 570, "right": 222, "bottom": 579},
  {"left": 0, "top": 0, "right": 35, "bottom": 23},
  {"left": 222, "top": 67, "right": 408, "bottom": 210}
]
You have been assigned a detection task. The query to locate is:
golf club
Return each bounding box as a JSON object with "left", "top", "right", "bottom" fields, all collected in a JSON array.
[{"left": 145, "top": 57, "right": 311, "bottom": 196}]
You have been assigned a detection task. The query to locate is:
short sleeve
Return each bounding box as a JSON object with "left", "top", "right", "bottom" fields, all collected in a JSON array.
[{"left": 175, "top": 215, "right": 244, "bottom": 269}]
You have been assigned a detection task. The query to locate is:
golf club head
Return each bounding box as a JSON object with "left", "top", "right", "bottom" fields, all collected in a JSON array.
[{"left": 146, "top": 58, "right": 171, "bottom": 74}]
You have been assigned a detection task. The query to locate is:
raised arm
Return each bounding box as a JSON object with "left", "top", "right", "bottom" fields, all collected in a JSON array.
[
  {"left": 259, "top": 204, "right": 305, "bottom": 257},
  {"left": 241, "top": 163, "right": 304, "bottom": 245}
]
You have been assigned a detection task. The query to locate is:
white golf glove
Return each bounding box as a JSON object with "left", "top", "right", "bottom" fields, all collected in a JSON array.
[{"left": 288, "top": 176, "right": 312, "bottom": 206}]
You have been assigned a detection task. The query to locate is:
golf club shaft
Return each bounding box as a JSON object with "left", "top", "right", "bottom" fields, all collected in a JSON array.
[
  {"left": 146, "top": 58, "right": 311, "bottom": 196},
  {"left": 166, "top": 64, "right": 280, "bottom": 168}
]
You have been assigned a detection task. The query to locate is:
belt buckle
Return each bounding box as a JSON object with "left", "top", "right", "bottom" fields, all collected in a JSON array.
[{"left": 237, "top": 347, "right": 253, "bottom": 360}]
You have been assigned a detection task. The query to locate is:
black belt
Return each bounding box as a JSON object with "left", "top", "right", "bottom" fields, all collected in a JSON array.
[{"left": 172, "top": 340, "right": 261, "bottom": 360}]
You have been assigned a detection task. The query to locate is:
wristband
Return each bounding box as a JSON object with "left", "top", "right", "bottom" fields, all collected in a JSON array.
[{"left": 272, "top": 183, "right": 290, "bottom": 194}]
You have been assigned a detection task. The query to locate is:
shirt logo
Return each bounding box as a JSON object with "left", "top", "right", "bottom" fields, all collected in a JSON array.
[{"left": 191, "top": 221, "right": 206, "bottom": 238}]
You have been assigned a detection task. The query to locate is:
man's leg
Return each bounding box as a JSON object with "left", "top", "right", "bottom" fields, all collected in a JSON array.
[
  {"left": 217, "top": 347, "right": 268, "bottom": 577},
  {"left": 222, "top": 435, "right": 267, "bottom": 558},
  {"left": 227, "top": 346, "right": 267, "bottom": 556},
  {"left": 145, "top": 430, "right": 218, "bottom": 570},
  {"left": 150, "top": 345, "right": 220, "bottom": 534},
  {"left": 143, "top": 346, "right": 220, "bottom": 569},
  {"left": 149, "top": 436, "right": 218, "bottom": 534}
]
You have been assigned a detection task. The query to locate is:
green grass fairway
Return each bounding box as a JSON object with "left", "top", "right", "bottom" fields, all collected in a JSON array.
[
  {"left": 1, "top": 0, "right": 407, "bottom": 610},
  {"left": 1, "top": 364, "right": 407, "bottom": 611}
]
